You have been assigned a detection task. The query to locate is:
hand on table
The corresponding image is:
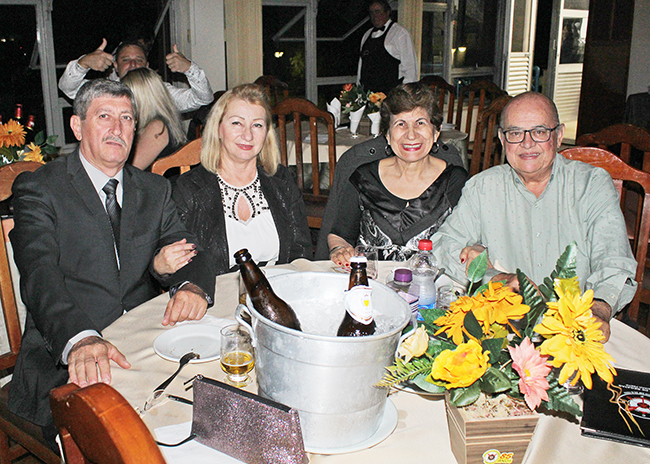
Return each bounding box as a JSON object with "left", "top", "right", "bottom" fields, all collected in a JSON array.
[
  {"left": 163, "top": 283, "right": 208, "bottom": 326},
  {"left": 591, "top": 299, "right": 612, "bottom": 342},
  {"left": 165, "top": 44, "right": 191, "bottom": 73},
  {"left": 78, "top": 38, "right": 114, "bottom": 72},
  {"left": 68, "top": 336, "right": 130, "bottom": 387},
  {"left": 153, "top": 238, "right": 197, "bottom": 276}
]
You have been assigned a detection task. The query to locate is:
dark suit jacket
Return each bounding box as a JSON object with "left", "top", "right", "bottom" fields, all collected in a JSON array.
[
  {"left": 172, "top": 164, "right": 313, "bottom": 276},
  {"left": 8, "top": 149, "right": 215, "bottom": 426},
  {"left": 314, "top": 136, "right": 464, "bottom": 259}
]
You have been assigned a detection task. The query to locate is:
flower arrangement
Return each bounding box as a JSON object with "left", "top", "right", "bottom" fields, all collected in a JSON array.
[
  {"left": 0, "top": 119, "right": 58, "bottom": 166},
  {"left": 378, "top": 242, "right": 616, "bottom": 417},
  {"left": 339, "top": 84, "right": 386, "bottom": 115}
]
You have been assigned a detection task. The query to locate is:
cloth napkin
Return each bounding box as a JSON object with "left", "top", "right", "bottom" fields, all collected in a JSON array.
[
  {"left": 326, "top": 98, "right": 341, "bottom": 127},
  {"left": 155, "top": 421, "right": 243, "bottom": 464}
]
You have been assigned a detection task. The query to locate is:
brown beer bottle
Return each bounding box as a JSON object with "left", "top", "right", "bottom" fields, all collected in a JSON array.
[
  {"left": 337, "top": 256, "right": 376, "bottom": 336},
  {"left": 234, "top": 248, "right": 302, "bottom": 331}
]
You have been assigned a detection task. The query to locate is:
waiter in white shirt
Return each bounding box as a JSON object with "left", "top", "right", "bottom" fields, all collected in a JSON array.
[{"left": 357, "top": 0, "right": 418, "bottom": 95}]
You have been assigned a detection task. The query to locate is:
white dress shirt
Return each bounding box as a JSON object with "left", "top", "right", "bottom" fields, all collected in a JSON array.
[{"left": 356, "top": 19, "right": 419, "bottom": 86}]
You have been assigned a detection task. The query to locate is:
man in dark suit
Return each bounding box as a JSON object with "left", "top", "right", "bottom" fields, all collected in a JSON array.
[{"left": 8, "top": 79, "right": 215, "bottom": 449}]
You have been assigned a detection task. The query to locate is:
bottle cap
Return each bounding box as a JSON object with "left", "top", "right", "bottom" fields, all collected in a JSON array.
[
  {"left": 394, "top": 268, "right": 412, "bottom": 282},
  {"left": 350, "top": 255, "right": 368, "bottom": 264},
  {"left": 418, "top": 239, "right": 433, "bottom": 250}
]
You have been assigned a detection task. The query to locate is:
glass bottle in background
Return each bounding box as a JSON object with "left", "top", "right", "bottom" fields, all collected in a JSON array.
[
  {"left": 14, "top": 103, "right": 22, "bottom": 122},
  {"left": 24, "top": 114, "right": 36, "bottom": 144},
  {"left": 388, "top": 267, "right": 419, "bottom": 312},
  {"left": 409, "top": 239, "right": 438, "bottom": 311},
  {"left": 234, "top": 248, "right": 302, "bottom": 331},
  {"left": 337, "top": 256, "right": 376, "bottom": 337}
]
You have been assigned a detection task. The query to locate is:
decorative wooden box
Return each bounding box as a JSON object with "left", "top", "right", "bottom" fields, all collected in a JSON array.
[{"left": 445, "top": 393, "right": 539, "bottom": 464}]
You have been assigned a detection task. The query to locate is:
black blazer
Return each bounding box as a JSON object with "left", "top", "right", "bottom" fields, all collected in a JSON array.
[
  {"left": 172, "top": 164, "right": 313, "bottom": 276},
  {"left": 8, "top": 150, "right": 215, "bottom": 426}
]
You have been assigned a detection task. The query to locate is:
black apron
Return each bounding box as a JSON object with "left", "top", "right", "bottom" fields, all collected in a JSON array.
[{"left": 359, "top": 21, "right": 402, "bottom": 94}]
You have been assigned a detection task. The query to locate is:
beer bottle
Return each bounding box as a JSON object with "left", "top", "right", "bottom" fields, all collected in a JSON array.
[
  {"left": 337, "top": 256, "right": 376, "bottom": 336},
  {"left": 234, "top": 248, "right": 302, "bottom": 331}
]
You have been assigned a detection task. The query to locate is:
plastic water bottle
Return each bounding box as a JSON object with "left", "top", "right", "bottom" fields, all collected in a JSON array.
[{"left": 410, "top": 239, "right": 438, "bottom": 311}]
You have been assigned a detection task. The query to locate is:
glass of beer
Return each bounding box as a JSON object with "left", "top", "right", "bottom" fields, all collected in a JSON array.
[
  {"left": 220, "top": 324, "right": 255, "bottom": 387},
  {"left": 354, "top": 245, "right": 378, "bottom": 280}
]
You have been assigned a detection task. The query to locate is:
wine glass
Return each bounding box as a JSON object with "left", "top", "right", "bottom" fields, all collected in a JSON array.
[
  {"left": 354, "top": 245, "right": 378, "bottom": 280},
  {"left": 220, "top": 324, "right": 255, "bottom": 387}
]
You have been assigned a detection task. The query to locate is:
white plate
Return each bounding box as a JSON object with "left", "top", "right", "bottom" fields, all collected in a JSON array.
[
  {"left": 153, "top": 324, "right": 225, "bottom": 363},
  {"left": 262, "top": 267, "right": 296, "bottom": 278},
  {"left": 306, "top": 399, "right": 398, "bottom": 455}
]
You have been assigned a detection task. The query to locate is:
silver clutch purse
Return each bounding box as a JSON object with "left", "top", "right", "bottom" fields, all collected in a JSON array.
[{"left": 191, "top": 377, "right": 308, "bottom": 464}]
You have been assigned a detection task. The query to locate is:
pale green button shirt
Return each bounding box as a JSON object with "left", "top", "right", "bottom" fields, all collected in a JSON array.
[{"left": 433, "top": 154, "right": 637, "bottom": 314}]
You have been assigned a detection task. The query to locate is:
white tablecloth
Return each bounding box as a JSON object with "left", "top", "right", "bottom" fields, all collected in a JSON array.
[{"left": 104, "top": 260, "right": 650, "bottom": 463}]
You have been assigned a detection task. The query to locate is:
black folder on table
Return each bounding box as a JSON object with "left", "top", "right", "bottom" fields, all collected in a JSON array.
[{"left": 581, "top": 367, "right": 650, "bottom": 448}]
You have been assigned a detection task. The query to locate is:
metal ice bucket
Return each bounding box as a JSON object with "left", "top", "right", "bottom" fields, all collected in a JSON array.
[{"left": 236, "top": 271, "right": 411, "bottom": 450}]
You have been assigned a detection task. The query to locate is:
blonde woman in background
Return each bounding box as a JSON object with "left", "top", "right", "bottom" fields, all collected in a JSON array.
[{"left": 121, "top": 67, "right": 187, "bottom": 170}]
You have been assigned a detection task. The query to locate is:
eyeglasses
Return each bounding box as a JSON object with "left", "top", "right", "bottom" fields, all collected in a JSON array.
[{"left": 501, "top": 125, "right": 560, "bottom": 144}]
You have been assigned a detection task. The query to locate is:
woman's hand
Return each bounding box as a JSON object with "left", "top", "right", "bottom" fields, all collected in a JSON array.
[
  {"left": 327, "top": 234, "right": 354, "bottom": 268},
  {"left": 153, "top": 238, "right": 197, "bottom": 276},
  {"left": 459, "top": 245, "right": 493, "bottom": 274}
]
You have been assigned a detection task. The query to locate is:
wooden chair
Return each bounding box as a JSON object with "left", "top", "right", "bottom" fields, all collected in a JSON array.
[
  {"left": 577, "top": 124, "right": 650, "bottom": 253},
  {"left": 455, "top": 79, "right": 508, "bottom": 153},
  {"left": 273, "top": 98, "right": 336, "bottom": 229},
  {"left": 151, "top": 138, "right": 202, "bottom": 176},
  {"left": 50, "top": 383, "right": 166, "bottom": 464},
  {"left": 469, "top": 95, "right": 513, "bottom": 176},
  {"left": 255, "top": 75, "right": 289, "bottom": 107},
  {"left": 0, "top": 162, "right": 61, "bottom": 464},
  {"left": 561, "top": 146, "right": 650, "bottom": 334},
  {"left": 419, "top": 75, "right": 456, "bottom": 125}
]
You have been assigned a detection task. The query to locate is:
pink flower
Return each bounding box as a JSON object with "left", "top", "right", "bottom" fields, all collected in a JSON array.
[
  {"left": 343, "top": 83, "right": 353, "bottom": 92},
  {"left": 508, "top": 337, "right": 552, "bottom": 410}
]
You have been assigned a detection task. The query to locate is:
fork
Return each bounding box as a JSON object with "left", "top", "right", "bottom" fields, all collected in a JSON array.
[{"left": 143, "top": 352, "right": 199, "bottom": 411}]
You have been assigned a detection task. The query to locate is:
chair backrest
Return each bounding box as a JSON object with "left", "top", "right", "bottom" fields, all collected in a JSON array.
[
  {"left": 0, "top": 161, "right": 42, "bottom": 372},
  {"left": 273, "top": 98, "right": 337, "bottom": 197},
  {"left": 50, "top": 383, "right": 166, "bottom": 464},
  {"left": 561, "top": 146, "right": 650, "bottom": 334},
  {"left": 455, "top": 79, "right": 508, "bottom": 147},
  {"left": 274, "top": 98, "right": 336, "bottom": 229},
  {"left": 469, "top": 95, "right": 513, "bottom": 176},
  {"left": 576, "top": 123, "right": 650, "bottom": 171},
  {"left": 419, "top": 75, "right": 456, "bottom": 125},
  {"left": 255, "top": 75, "right": 289, "bottom": 107},
  {"left": 151, "top": 138, "right": 202, "bottom": 176}
]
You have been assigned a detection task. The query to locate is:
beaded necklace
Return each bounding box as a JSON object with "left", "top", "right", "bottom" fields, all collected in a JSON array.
[{"left": 217, "top": 172, "right": 269, "bottom": 223}]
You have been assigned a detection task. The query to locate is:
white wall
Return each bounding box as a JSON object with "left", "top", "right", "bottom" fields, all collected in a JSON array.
[
  {"left": 175, "top": 0, "right": 227, "bottom": 93},
  {"left": 627, "top": 0, "right": 650, "bottom": 95}
]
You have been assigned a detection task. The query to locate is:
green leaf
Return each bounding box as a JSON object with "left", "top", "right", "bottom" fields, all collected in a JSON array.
[
  {"left": 463, "top": 311, "right": 483, "bottom": 340},
  {"left": 427, "top": 338, "right": 455, "bottom": 358},
  {"left": 482, "top": 338, "right": 505, "bottom": 364},
  {"left": 541, "top": 376, "right": 582, "bottom": 417},
  {"left": 471, "top": 281, "right": 490, "bottom": 298},
  {"left": 46, "top": 134, "right": 58, "bottom": 145},
  {"left": 466, "top": 250, "right": 488, "bottom": 283},
  {"left": 554, "top": 242, "right": 578, "bottom": 279},
  {"left": 480, "top": 366, "right": 512, "bottom": 393},
  {"left": 419, "top": 307, "right": 447, "bottom": 333},
  {"left": 539, "top": 276, "right": 556, "bottom": 302},
  {"left": 43, "top": 145, "right": 58, "bottom": 155},
  {"left": 34, "top": 131, "right": 45, "bottom": 145},
  {"left": 449, "top": 382, "right": 481, "bottom": 407},
  {"left": 517, "top": 269, "right": 548, "bottom": 338},
  {"left": 375, "top": 356, "right": 434, "bottom": 388},
  {"left": 412, "top": 374, "right": 447, "bottom": 393}
]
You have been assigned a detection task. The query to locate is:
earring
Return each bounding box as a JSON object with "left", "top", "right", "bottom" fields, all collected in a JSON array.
[{"left": 431, "top": 142, "right": 439, "bottom": 154}]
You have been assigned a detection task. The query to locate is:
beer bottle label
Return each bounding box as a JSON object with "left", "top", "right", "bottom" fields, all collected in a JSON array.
[{"left": 343, "top": 286, "right": 374, "bottom": 324}]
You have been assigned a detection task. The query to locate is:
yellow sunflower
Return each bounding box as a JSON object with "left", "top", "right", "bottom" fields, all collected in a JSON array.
[
  {"left": 434, "top": 294, "right": 478, "bottom": 344},
  {"left": 22, "top": 143, "right": 44, "bottom": 163},
  {"left": 0, "top": 120, "right": 26, "bottom": 148},
  {"left": 471, "top": 282, "right": 530, "bottom": 334},
  {"left": 534, "top": 288, "right": 616, "bottom": 389}
]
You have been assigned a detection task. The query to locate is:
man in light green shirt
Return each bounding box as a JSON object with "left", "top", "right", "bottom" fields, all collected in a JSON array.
[{"left": 433, "top": 92, "right": 637, "bottom": 341}]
